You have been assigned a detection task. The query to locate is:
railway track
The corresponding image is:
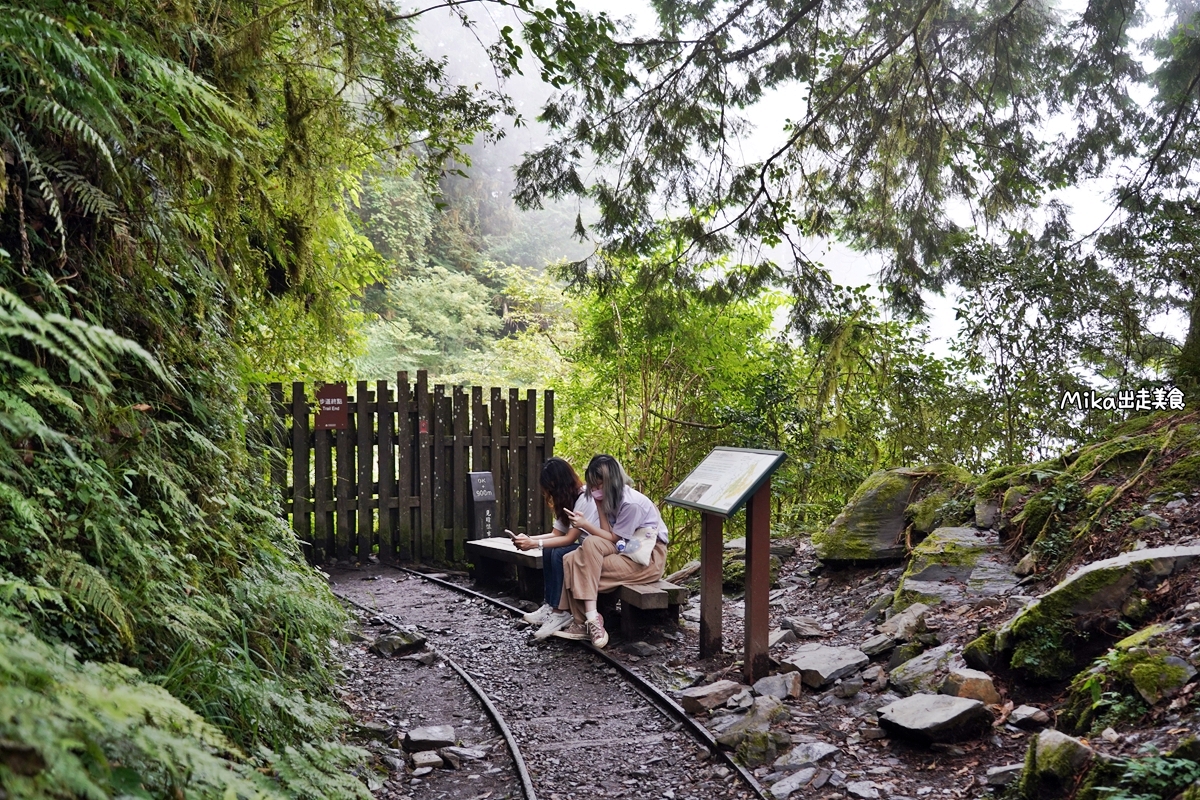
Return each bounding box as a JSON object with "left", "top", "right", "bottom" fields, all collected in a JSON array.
[{"left": 331, "top": 565, "right": 769, "bottom": 800}]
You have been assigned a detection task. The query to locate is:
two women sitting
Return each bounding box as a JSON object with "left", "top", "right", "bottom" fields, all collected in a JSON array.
[{"left": 513, "top": 454, "right": 668, "bottom": 648}]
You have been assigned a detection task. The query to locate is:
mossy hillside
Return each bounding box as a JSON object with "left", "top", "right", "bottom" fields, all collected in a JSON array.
[{"left": 981, "top": 566, "right": 1129, "bottom": 680}]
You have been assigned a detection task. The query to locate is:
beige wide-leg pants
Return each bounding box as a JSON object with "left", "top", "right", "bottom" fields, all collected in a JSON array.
[{"left": 559, "top": 535, "right": 667, "bottom": 622}]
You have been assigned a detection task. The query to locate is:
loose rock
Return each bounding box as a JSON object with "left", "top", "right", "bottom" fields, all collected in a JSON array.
[
  {"left": 780, "top": 643, "right": 870, "bottom": 688},
  {"left": 403, "top": 725, "right": 456, "bottom": 752},
  {"left": 370, "top": 628, "right": 427, "bottom": 657},
  {"left": 889, "top": 644, "right": 958, "bottom": 695},
  {"left": 753, "top": 672, "right": 804, "bottom": 701},
  {"left": 411, "top": 750, "right": 443, "bottom": 769},
  {"left": 877, "top": 603, "right": 931, "bottom": 640},
  {"left": 877, "top": 694, "right": 992, "bottom": 744},
  {"left": 773, "top": 741, "right": 839, "bottom": 772},
  {"left": 769, "top": 767, "right": 815, "bottom": 799},
  {"left": 986, "top": 764, "right": 1023, "bottom": 787},
  {"left": 940, "top": 668, "right": 1001, "bottom": 705},
  {"left": 1009, "top": 705, "right": 1050, "bottom": 729},
  {"left": 680, "top": 679, "right": 745, "bottom": 713}
]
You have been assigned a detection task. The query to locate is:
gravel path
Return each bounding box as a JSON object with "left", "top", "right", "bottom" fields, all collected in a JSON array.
[{"left": 332, "top": 567, "right": 756, "bottom": 800}]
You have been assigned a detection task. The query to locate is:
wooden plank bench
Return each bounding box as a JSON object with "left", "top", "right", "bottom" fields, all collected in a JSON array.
[
  {"left": 464, "top": 537, "right": 543, "bottom": 601},
  {"left": 466, "top": 537, "right": 689, "bottom": 635},
  {"left": 601, "top": 580, "right": 689, "bottom": 639}
]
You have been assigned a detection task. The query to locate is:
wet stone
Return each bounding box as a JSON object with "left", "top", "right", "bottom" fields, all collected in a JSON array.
[
  {"left": 370, "top": 628, "right": 427, "bottom": 657},
  {"left": 753, "top": 672, "right": 804, "bottom": 700},
  {"left": 877, "top": 604, "right": 930, "bottom": 640},
  {"left": 846, "top": 780, "right": 881, "bottom": 798},
  {"left": 781, "top": 616, "right": 825, "bottom": 638},
  {"left": 877, "top": 694, "right": 992, "bottom": 744},
  {"left": 861, "top": 633, "right": 896, "bottom": 656},
  {"left": 1009, "top": 705, "right": 1050, "bottom": 729},
  {"left": 986, "top": 763, "right": 1023, "bottom": 786},
  {"left": 939, "top": 668, "right": 1000, "bottom": 705}
]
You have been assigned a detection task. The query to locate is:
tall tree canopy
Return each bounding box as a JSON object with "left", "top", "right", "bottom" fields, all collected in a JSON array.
[{"left": 513, "top": 0, "right": 1199, "bottom": 382}]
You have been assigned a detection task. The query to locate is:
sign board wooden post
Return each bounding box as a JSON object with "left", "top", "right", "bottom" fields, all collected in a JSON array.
[
  {"left": 666, "top": 447, "right": 786, "bottom": 685},
  {"left": 468, "top": 472, "right": 498, "bottom": 540},
  {"left": 700, "top": 512, "right": 723, "bottom": 658}
]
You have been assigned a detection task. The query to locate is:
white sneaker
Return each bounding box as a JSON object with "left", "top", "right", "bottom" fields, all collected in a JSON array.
[
  {"left": 534, "top": 610, "right": 574, "bottom": 640},
  {"left": 522, "top": 603, "right": 554, "bottom": 625}
]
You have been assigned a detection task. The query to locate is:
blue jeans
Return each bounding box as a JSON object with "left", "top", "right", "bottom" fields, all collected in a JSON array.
[{"left": 543, "top": 541, "right": 580, "bottom": 608}]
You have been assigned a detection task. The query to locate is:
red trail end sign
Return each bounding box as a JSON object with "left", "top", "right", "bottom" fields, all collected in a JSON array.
[{"left": 314, "top": 383, "right": 349, "bottom": 431}]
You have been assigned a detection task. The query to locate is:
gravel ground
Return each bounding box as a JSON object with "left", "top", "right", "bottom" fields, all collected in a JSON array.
[{"left": 331, "top": 567, "right": 757, "bottom": 800}]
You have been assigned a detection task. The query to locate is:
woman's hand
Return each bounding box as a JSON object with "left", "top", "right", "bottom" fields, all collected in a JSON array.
[
  {"left": 565, "top": 509, "right": 588, "bottom": 531},
  {"left": 513, "top": 534, "right": 536, "bottom": 551}
]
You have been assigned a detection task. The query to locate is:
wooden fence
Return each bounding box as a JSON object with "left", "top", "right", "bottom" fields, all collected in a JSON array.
[{"left": 268, "top": 370, "right": 554, "bottom": 565}]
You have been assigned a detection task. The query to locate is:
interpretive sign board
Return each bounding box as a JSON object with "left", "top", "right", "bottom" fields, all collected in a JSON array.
[
  {"left": 665, "top": 447, "right": 786, "bottom": 518},
  {"left": 468, "top": 471, "right": 497, "bottom": 539},
  {"left": 314, "top": 383, "right": 349, "bottom": 430}
]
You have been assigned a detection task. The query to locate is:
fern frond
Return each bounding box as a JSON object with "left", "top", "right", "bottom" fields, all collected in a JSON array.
[{"left": 48, "top": 554, "right": 134, "bottom": 646}]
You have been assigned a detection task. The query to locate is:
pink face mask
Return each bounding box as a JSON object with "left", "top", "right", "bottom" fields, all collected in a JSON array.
[{"left": 590, "top": 489, "right": 604, "bottom": 501}]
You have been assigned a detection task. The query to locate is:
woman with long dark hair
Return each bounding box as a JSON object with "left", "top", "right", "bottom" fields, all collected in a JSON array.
[
  {"left": 511, "top": 457, "right": 599, "bottom": 639},
  {"left": 554, "top": 454, "right": 668, "bottom": 648}
]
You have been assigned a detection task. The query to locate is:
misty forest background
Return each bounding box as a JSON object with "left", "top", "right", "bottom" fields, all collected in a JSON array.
[{"left": 0, "top": 0, "right": 1197, "bottom": 797}]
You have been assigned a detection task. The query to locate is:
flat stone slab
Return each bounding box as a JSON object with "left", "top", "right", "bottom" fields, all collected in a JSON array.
[
  {"left": 986, "top": 764, "right": 1023, "bottom": 787},
  {"left": 679, "top": 679, "right": 744, "bottom": 713},
  {"left": 403, "top": 725, "right": 456, "bottom": 752},
  {"left": 769, "top": 767, "right": 815, "bottom": 799},
  {"left": 877, "top": 694, "right": 991, "bottom": 744},
  {"left": 773, "top": 741, "right": 839, "bottom": 772},
  {"left": 780, "top": 643, "right": 869, "bottom": 688}
]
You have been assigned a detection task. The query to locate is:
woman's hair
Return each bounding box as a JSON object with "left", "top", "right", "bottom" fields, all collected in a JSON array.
[
  {"left": 540, "top": 457, "right": 584, "bottom": 527},
  {"left": 584, "top": 454, "right": 632, "bottom": 518}
]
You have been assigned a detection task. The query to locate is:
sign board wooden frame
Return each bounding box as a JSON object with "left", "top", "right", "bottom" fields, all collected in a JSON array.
[{"left": 664, "top": 447, "right": 786, "bottom": 518}]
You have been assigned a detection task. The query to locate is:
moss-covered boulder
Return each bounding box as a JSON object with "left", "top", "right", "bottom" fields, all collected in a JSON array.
[
  {"left": 814, "top": 468, "right": 918, "bottom": 564},
  {"left": 892, "top": 527, "right": 1018, "bottom": 611},
  {"left": 1016, "top": 730, "right": 1096, "bottom": 799},
  {"left": 964, "top": 545, "right": 1200, "bottom": 680},
  {"left": 815, "top": 465, "right": 978, "bottom": 565}
]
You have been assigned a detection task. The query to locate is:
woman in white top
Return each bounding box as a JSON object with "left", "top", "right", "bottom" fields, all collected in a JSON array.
[
  {"left": 554, "top": 454, "right": 668, "bottom": 648},
  {"left": 512, "top": 457, "right": 599, "bottom": 639}
]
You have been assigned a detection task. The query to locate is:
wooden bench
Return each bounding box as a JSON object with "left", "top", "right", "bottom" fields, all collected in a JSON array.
[
  {"left": 600, "top": 580, "right": 689, "bottom": 639},
  {"left": 464, "top": 537, "right": 543, "bottom": 601},
  {"left": 465, "top": 537, "right": 689, "bottom": 635}
]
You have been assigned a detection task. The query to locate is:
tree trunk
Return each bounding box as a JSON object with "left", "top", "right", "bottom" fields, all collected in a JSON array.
[{"left": 1178, "top": 289, "right": 1200, "bottom": 391}]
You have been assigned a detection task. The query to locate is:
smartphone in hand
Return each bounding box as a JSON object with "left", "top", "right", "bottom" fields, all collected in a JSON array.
[{"left": 504, "top": 529, "right": 517, "bottom": 540}]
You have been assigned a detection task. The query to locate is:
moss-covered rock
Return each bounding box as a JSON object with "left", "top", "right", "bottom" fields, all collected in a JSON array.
[
  {"left": 813, "top": 468, "right": 918, "bottom": 564},
  {"left": 966, "top": 545, "right": 1200, "bottom": 680},
  {"left": 721, "top": 553, "right": 781, "bottom": 591},
  {"left": 908, "top": 490, "right": 951, "bottom": 535},
  {"left": 892, "top": 527, "right": 1017, "bottom": 611},
  {"left": 1060, "top": 629, "right": 1194, "bottom": 734},
  {"left": 1016, "top": 730, "right": 1096, "bottom": 799}
]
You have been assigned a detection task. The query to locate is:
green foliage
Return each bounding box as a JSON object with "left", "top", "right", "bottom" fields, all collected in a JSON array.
[{"left": 1096, "top": 746, "right": 1200, "bottom": 800}]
